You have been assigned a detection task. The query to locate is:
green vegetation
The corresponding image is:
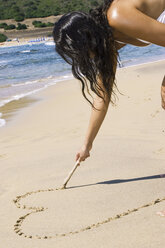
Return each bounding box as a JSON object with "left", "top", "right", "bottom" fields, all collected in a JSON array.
[
  {"left": 0, "top": 23, "right": 16, "bottom": 30},
  {"left": 0, "top": 33, "right": 8, "bottom": 42},
  {"left": 14, "top": 13, "right": 25, "bottom": 22},
  {"left": 4, "top": 24, "right": 16, "bottom": 30},
  {"left": 16, "top": 23, "right": 27, "bottom": 30},
  {"left": 0, "top": 0, "right": 102, "bottom": 20},
  {"left": 0, "top": 22, "right": 27, "bottom": 30},
  {"left": 0, "top": 23, "right": 8, "bottom": 29},
  {"left": 32, "top": 20, "right": 54, "bottom": 28}
]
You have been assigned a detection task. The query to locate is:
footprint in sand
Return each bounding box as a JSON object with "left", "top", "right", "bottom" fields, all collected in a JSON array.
[
  {"left": 144, "top": 97, "right": 152, "bottom": 102},
  {"left": 153, "top": 148, "right": 165, "bottom": 155},
  {"left": 151, "top": 110, "right": 160, "bottom": 118},
  {"left": 0, "top": 154, "right": 7, "bottom": 159}
]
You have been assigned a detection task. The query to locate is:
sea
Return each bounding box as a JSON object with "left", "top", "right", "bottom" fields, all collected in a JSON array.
[{"left": 0, "top": 41, "right": 165, "bottom": 127}]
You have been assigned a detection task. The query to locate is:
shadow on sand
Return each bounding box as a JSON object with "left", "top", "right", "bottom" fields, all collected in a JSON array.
[{"left": 67, "top": 173, "right": 165, "bottom": 190}]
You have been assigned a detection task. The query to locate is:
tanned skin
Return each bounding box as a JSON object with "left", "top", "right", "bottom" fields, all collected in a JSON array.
[
  {"left": 76, "top": 0, "right": 165, "bottom": 163},
  {"left": 76, "top": 0, "right": 165, "bottom": 217},
  {"left": 76, "top": 0, "right": 165, "bottom": 215}
]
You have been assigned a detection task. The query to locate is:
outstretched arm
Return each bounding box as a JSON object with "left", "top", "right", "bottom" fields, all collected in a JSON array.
[
  {"left": 76, "top": 57, "right": 117, "bottom": 163},
  {"left": 76, "top": 91, "right": 110, "bottom": 162}
]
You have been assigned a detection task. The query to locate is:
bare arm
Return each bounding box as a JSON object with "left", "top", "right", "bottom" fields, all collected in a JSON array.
[
  {"left": 84, "top": 96, "right": 110, "bottom": 146},
  {"left": 76, "top": 55, "right": 117, "bottom": 163},
  {"left": 76, "top": 93, "right": 110, "bottom": 162}
]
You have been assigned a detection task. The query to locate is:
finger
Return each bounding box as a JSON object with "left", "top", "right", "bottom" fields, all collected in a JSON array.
[
  {"left": 76, "top": 153, "right": 80, "bottom": 161},
  {"left": 77, "top": 160, "right": 81, "bottom": 166}
]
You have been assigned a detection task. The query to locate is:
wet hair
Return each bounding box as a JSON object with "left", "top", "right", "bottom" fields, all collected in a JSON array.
[{"left": 53, "top": 0, "right": 117, "bottom": 107}]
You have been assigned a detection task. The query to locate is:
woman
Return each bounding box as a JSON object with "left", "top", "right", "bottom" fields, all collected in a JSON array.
[
  {"left": 53, "top": 0, "right": 165, "bottom": 216},
  {"left": 53, "top": 4, "right": 165, "bottom": 162},
  {"left": 53, "top": 0, "right": 165, "bottom": 162}
]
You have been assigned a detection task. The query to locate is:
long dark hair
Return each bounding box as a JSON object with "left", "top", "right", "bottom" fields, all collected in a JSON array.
[{"left": 53, "top": 0, "right": 118, "bottom": 107}]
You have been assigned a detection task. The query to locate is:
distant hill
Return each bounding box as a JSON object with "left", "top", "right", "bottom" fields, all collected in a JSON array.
[{"left": 0, "top": 0, "right": 102, "bottom": 20}]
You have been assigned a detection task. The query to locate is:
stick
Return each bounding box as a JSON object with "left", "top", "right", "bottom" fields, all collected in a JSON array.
[{"left": 61, "top": 159, "right": 81, "bottom": 189}]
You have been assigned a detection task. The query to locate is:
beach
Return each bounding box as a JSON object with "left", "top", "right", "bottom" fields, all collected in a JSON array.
[
  {"left": 0, "top": 59, "right": 165, "bottom": 247},
  {"left": 0, "top": 36, "right": 53, "bottom": 48},
  {"left": 0, "top": 15, "right": 60, "bottom": 43},
  {"left": 0, "top": 15, "right": 59, "bottom": 48}
]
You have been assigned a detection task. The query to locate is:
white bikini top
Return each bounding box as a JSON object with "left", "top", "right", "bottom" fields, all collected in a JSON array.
[
  {"left": 116, "top": 10, "right": 165, "bottom": 45},
  {"left": 157, "top": 10, "right": 165, "bottom": 24}
]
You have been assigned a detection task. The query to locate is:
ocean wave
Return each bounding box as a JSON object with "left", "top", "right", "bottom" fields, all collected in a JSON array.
[
  {"left": 118, "top": 59, "right": 133, "bottom": 67},
  {"left": 0, "top": 81, "right": 57, "bottom": 109},
  {"left": 0, "top": 51, "right": 11, "bottom": 56},
  {"left": 20, "top": 49, "right": 38, "bottom": 54},
  {"left": 45, "top": 41, "right": 55, "bottom": 46},
  {"left": 11, "top": 80, "right": 39, "bottom": 87},
  {"left": 10, "top": 74, "right": 73, "bottom": 87},
  {"left": 0, "top": 60, "right": 9, "bottom": 64},
  {"left": 0, "top": 73, "right": 73, "bottom": 112},
  {"left": 0, "top": 64, "right": 8, "bottom": 70},
  {"left": 20, "top": 50, "right": 31, "bottom": 53}
]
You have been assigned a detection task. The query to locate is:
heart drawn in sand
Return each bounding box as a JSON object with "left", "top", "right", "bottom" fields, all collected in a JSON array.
[{"left": 13, "top": 183, "right": 165, "bottom": 240}]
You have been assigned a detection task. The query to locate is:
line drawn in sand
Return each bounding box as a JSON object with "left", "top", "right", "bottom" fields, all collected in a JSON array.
[{"left": 13, "top": 174, "right": 165, "bottom": 239}]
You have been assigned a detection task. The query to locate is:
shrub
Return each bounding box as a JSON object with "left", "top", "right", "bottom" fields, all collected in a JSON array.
[
  {"left": 0, "top": 0, "right": 102, "bottom": 20},
  {"left": 33, "top": 21, "right": 45, "bottom": 28},
  {"left": 14, "top": 13, "right": 25, "bottom": 22},
  {"left": 38, "top": 23, "right": 47, "bottom": 27},
  {"left": 16, "top": 23, "right": 27, "bottom": 30},
  {"left": 32, "top": 21, "right": 54, "bottom": 28},
  {"left": 4, "top": 24, "right": 16, "bottom": 30},
  {"left": 32, "top": 20, "right": 41, "bottom": 25},
  {"left": 0, "top": 23, "right": 8, "bottom": 29},
  {"left": 54, "top": 6, "right": 61, "bottom": 16},
  {"left": 46, "top": 22, "right": 54, "bottom": 27},
  {"left": 0, "top": 33, "right": 8, "bottom": 42}
]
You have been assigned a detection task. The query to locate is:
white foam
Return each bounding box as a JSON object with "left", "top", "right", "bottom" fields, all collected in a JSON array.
[
  {"left": 45, "top": 41, "right": 54, "bottom": 46},
  {"left": 11, "top": 74, "right": 73, "bottom": 88},
  {"left": 11, "top": 80, "right": 39, "bottom": 87},
  {"left": 0, "top": 119, "right": 6, "bottom": 127},
  {"left": 20, "top": 50, "right": 31, "bottom": 53},
  {"left": 0, "top": 81, "right": 57, "bottom": 109},
  {"left": 0, "top": 73, "right": 74, "bottom": 128},
  {"left": 0, "top": 60, "right": 8, "bottom": 64},
  {"left": 0, "top": 98, "right": 12, "bottom": 108},
  {"left": 0, "top": 113, "right": 6, "bottom": 127}
]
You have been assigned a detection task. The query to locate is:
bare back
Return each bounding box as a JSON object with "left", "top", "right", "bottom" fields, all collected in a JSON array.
[{"left": 107, "top": 0, "right": 165, "bottom": 47}]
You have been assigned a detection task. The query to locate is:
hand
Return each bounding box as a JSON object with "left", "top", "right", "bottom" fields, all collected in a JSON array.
[
  {"left": 161, "top": 85, "right": 165, "bottom": 110},
  {"left": 76, "top": 144, "right": 92, "bottom": 162}
]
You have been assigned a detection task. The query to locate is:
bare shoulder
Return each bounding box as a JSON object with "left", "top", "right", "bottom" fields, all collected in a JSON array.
[
  {"left": 106, "top": 1, "right": 136, "bottom": 28},
  {"left": 106, "top": 0, "right": 165, "bottom": 47}
]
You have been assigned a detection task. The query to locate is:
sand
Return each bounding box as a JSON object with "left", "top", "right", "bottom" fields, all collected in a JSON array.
[
  {"left": 0, "top": 60, "right": 165, "bottom": 247},
  {"left": 0, "top": 36, "right": 53, "bottom": 48}
]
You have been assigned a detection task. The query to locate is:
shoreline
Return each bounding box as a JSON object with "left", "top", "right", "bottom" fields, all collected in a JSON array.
[{"left": 0, "top": 58, "right": 165, "bottom": 128}]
